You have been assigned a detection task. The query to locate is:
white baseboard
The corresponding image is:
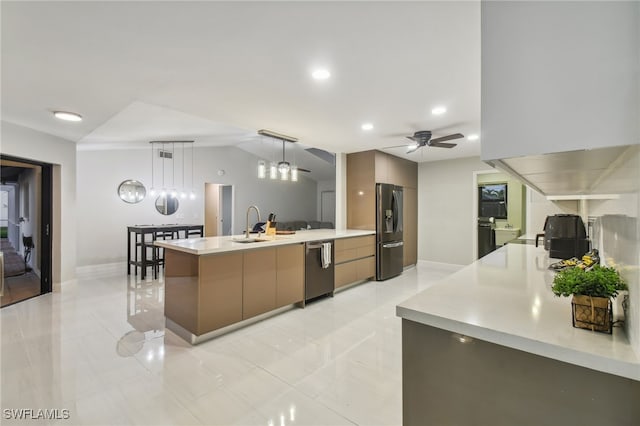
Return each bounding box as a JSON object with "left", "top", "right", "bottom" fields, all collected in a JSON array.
[{"left": 76, "top": 262, "right": 126, "bottom": 276}]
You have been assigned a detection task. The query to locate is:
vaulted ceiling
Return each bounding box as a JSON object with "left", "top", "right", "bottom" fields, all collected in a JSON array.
[{"left": 2, "top": 1, "right": 481, "bottom": 162}]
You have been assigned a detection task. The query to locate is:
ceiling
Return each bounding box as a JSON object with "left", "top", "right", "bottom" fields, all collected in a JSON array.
[{"left": 1, "top": 1, "right": 481, "bottom": 163}]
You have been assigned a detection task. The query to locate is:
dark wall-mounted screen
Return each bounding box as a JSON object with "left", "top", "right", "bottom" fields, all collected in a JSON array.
[{"left": 479, "top": 184, "right": 507, "bottom": 219}]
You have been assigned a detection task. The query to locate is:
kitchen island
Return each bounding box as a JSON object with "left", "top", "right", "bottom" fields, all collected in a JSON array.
[
  {"left": 157, "top": 229, "right": 375, "bottom": 344},
  {"left": 397, "top": 243, "right": 640, "bottom": 425}
]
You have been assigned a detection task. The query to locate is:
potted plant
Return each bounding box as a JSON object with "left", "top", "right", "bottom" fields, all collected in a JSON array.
[{"left": 551, "top": 265, "right": 627, "bottom": 333}]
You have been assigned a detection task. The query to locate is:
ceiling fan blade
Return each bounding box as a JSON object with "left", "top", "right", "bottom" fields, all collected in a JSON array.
[
  {"left": 297, "top": 168, "right": 311, "bottom": 173},
  {"left": 406, "top": 144, "right": 421, "bottom": 154},
  {"left": 430, "top": 133, "right": 464, "bottom": 144},
  {"left": 382, "top": 144, "right": 411, "bottom": 149},
  {"left": 406, "top": 135, "right": 417, "bottom": 142},
  {"left": 429, "top": 142, "right": 457, "bottom": 149}
]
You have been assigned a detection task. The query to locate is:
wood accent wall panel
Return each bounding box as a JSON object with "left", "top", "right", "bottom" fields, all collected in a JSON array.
[
  {"left": 276, "top": 244, "right": 304, "bottom": 308},
  {"left": 198, "top": 252, "right": 243, "bottom": 334},
  {"left": 403, "top": 187, "right": 418, "bottom": 266},
  {"left": 387, "top": 155, "right": 418, "bottom": 189},
  {"left": 164, "top": 250, "right": 200, "bottom": 334},
  {"left": 374, "top": 151, "right": 390, "bottom": 184},
  {"left": 347, "top": 151, "right": 376, "bottom": 230},
  {"left": 243, "top": 247, "right": 277, "bottom": 319}
]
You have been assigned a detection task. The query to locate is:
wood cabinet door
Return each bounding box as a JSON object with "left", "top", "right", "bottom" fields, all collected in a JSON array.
[
  {"left": 243, "top": 247, "right": 277, "bottom": 319},
  {"left": 388, "top": 155, "right": 418, "bottom": 189},
  {"left": 199, "top": 252, "right": 243, "bottom": 334},
  {"left": 356, "top": 256, "right": 376, "bottom": 280},
  {"left": 347, "top": 151, "right": 376, "bottom": 230},
  {"left": 276, "top": 244, "right": 304, "bottom": 307},
  {"left": 403, "top": 187, "right": 418, "bottom": 266},
  {"left": 335, "top": 262, "right": 357, "bottom": 288}
]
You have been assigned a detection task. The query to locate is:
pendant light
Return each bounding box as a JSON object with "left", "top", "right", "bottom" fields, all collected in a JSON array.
[
  {"left": 160, "top": 142, "right": 167, "bottom": 197},
  {"left": 189, "top": 142, "right": 196, "bottom": 200},
  {"left": 149, "top": 144, "right": 156, "bottom": 196},
  {"left": 256, "top": 129, "right": 300, "bottom": 182},
  {"left": 180, "top": 143, "right": 187, "bottom": 199},
  {"left": 149, "top": 140, "right": 195, "bottom": 200}
]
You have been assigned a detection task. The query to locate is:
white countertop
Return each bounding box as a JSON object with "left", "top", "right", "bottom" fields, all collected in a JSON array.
[
  {"left": 396, "top": 244, "right": 640, "bottom": 380},
  {"left": 155, "top": 229, "right": 375, "bottom": 255}
]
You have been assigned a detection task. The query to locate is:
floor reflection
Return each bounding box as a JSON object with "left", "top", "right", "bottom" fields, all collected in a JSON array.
[{"left": 117, "top": 277, "right": 165, "bottom": 357}]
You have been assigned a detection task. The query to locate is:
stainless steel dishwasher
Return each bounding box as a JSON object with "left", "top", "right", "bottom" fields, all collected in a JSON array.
[{"left": 304, "top": 240, "right": 335, "bottom": 301}]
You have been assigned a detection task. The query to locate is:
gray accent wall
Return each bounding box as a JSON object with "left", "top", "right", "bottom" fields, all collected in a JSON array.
[{"left": 76, "top": 145, "right": 319, "bottom": 266}]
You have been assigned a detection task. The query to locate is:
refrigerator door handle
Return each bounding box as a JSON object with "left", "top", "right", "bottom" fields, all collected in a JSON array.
[
  {"left": 392, "top": 188, "right": 403, "bottom": 234},
  {"left": 382, "top": 241, "right": 404, "bottom": 248},
  {"left": 392, "top": 191, "right": 398, "bottom": 232}
]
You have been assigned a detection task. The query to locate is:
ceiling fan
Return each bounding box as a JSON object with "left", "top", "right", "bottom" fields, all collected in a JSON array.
[{"left": 405, "top": 130, "right": 464, "bottom": 153}]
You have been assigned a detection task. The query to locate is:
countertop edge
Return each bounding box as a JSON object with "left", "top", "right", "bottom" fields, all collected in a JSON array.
[
  {"left": 155, "top": 229, "right": 376, "bottom": 255},
  {"left": 396, "top": 305, "right": 640, "bottom": 381}
]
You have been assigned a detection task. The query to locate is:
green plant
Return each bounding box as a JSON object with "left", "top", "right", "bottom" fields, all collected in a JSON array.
[{"left": 551, "top": 265, "right": 628, "bottom": 299}]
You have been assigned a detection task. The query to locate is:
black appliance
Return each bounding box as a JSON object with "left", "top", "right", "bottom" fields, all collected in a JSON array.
[
  {"left": 535, "top": 214, "right": 590, "bottom": 259},
  {"left": 477, "top": 217, "right": 496, "bottom": 258},
  {"left": 376, "top": 183, "right": 403, "bottom": 280},
  {"left": 304, "top": 240, "right": 334, "bottom": 301}
]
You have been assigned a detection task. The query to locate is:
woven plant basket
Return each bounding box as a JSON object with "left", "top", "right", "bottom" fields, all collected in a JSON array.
[{"left": 571, "top": 295, "right": 612, "bottom": 334}]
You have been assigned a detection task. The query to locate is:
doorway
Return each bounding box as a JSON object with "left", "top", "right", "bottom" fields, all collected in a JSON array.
[
  {"left": 472, "top": 170, "right": 527, "bottom": 260},
  {"left": 320, "top": 190, "right": 336, "bottom": 224},
  {"left": 204, "top": 183, "right": 234, "bottom": 237},
  {"left": 1, "top": 156, "right": 53, "bottom": 307}
]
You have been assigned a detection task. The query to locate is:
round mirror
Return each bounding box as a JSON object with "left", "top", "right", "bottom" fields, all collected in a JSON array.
[
  {"left": 155, "top": 195, "right": 179, "bottom": 215},
  {"left": 118, "top": 180, "right": 146, "bottom": 204}
]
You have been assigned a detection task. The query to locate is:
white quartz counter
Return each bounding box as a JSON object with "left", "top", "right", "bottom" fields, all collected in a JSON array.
[
  {"left": 396, "top": 243, "right": 640, "bottom": 380},
  {"left": 155, "top": 229, "right": 375, "bottom": 255}
]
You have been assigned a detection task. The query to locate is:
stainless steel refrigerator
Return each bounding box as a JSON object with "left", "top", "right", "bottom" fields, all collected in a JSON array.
[{"left": 376, "top": 183, "right": 403, "bottom": 280}]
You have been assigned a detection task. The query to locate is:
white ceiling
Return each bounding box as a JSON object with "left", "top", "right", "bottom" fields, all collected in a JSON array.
[{"left": 1, "top": 1, "right": 481, "bottom": 163}]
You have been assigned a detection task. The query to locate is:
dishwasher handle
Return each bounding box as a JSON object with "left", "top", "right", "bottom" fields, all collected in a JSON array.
[
  {"left": 382, "top": 241, "right": 404, "bottom": 248},
  {"left": 306, "top": 243, "right": 323, "bottom": 250}
]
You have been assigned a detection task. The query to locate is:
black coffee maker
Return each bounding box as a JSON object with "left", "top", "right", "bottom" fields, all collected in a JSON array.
[{"left": 536, "top": 214, "right": 590, "bottom": 259}]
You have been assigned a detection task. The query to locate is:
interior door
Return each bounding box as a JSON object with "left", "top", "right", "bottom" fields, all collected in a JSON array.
[
  {"left": 320, "top": 190, "right": 335, "bottom": 223},
  {"left": 204, "top": 183, "right": 220, "bottom": 237}
]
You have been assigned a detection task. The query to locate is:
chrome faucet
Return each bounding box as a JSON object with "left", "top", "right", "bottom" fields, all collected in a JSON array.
[{"left": 245, "top": 205, "right": 261, "bottom": 239}]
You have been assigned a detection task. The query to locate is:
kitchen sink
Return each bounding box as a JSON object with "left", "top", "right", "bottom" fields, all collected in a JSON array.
[
  {"left": 231, "top": 236, "right": 292, "bottom": 243},
  {"left": 232, "top": 238, "right": 261, "bottom": 243}
]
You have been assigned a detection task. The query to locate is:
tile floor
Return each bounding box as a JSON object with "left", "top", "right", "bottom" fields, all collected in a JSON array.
[
  {"left": 0, "top": 262, "right": 460, "bottom": 425},
  {"left": 1, "top": 272, "right": 41, "bottom": 307}
]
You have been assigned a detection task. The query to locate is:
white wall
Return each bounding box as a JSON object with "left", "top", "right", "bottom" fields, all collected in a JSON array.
[
  {"left": 418, "top": 157, "right": 494, "bottom": 265},
  {"left": 76, "top": 145, "right": 319, "bottom": 266},
  {"left": 481, "top": 1, "right": 639, "bottom": 160},
  {"left": 1, "top": 121, "right": 77, "bottom": 285}
]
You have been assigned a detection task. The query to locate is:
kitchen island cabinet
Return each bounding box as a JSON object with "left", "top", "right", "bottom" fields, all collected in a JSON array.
[
  {"left": 397, "top": 243, "right": 640, "bottom": 425},
  {"left": 242, "top": 247, "right": 277, "bottom": 319},
  {"left": 160, "top": 229, "right": 374, "bottom": 344},
  {"left": 276, "top": 244, "right": 304, "bottom": 308}
]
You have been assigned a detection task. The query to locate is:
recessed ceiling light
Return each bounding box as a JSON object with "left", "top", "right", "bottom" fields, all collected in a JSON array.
[
  {"left": 361, "top": 123, "right": 374, "bottom": 131},
  {"left": 312, "top": 69, "right": 331, "bottom": 80},
  {"left": 53, "top": 111, "right": 82, "bottom": 122},
  {"left": 431, "top": 106, "right": 447, "bottom": 115},
  {"left": 467, "top": 134, "right": 479, "bottom": 141}
]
